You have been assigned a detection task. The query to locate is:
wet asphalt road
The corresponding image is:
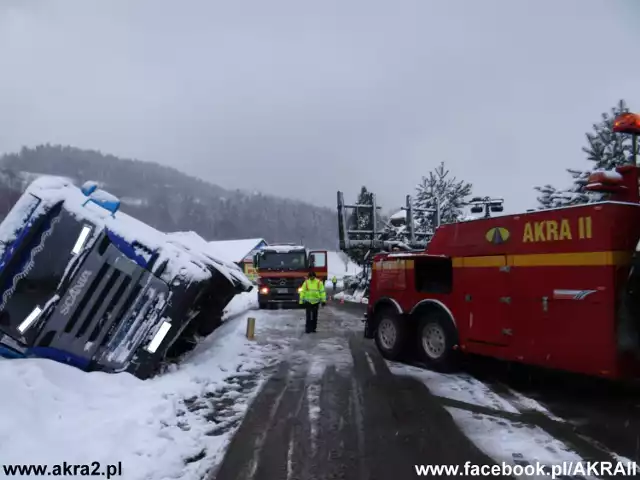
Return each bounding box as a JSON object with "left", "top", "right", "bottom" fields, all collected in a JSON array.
[
  {"left": 210, "top": 305, "right": 510, "bottom": 480},
  {"left": 326, "top": 300, "right": 640, "bottom": 468}
]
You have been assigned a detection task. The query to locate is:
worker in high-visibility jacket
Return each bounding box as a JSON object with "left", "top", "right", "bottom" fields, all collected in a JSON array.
[
  {"left": 299, "top": 270, "right": 327, "bottom": 333},
  {"left": 331, "top": 275, "right": 337, "bottom": 292}
]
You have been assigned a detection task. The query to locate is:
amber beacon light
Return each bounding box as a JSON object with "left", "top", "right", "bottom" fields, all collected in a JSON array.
[{"left": 612, "top": 112, "right": 640, "bottom": 165}]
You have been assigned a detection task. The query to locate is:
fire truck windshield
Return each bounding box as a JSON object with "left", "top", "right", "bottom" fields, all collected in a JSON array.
[{"left": 256, "top": 251, "right": 307, "bottom": 270}]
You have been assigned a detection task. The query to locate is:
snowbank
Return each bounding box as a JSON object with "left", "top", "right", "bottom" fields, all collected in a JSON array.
[
  {"left": 222, "top": 290, "right": 258, "bottom": 320},
  {"left": 334, "top": 289, "right": 368, "bottom": 305},
  {"left": 0, "top": 291, "right": 285, "bottom": 480},
  {"left": 386, "top": 362, "right": 609, "bottom": 476},
  {"left": 325, "top": 251, "right": 361, "bottom": 288},
  {"left": 327, "top": 251, "right": 361, "bottom": 278}
]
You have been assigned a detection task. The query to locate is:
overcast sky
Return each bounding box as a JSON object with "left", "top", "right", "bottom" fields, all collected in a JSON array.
[{"left": 1, "top": 0, "right": 639, "bottom": 215}]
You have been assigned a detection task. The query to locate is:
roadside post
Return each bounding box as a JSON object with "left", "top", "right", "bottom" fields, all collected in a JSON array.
[{"left": 246, "top": 317, "right": 256, "bottom": 340}]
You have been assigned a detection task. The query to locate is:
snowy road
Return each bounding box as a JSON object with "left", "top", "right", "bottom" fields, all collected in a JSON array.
[
  {"left": 2, "top": 294, "right": 638, "bottom": 480},
  {"left": 212, "top": 305, "right": 508, "bottom": 480},
  {"left": 211, "top": 302, "right": 639, "bottom": 480}
]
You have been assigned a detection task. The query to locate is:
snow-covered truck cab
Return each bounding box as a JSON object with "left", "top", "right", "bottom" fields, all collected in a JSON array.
[
  {"left": 0, "top": 177, "right": 251, "bottom": 379},
  {"left": 163, "top": 231, "right": 254, "bottom": 360},
  {"left": 253, "top": 244, "right": 327, "bottom": 309},
  {"left": 366, "top": 165, "right": 640, "bottom": 381}
]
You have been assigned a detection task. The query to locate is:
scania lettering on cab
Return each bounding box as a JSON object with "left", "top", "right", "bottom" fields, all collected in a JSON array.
[
  {"left": 253, "top": 244, "right": 328, "bottom": 308},
  {"left": 364, "top": 163, "right": 640, "bottom": 381}
]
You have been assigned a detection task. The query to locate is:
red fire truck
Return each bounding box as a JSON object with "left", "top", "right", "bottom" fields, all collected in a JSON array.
[
  {"left": 363, "top": 161, "right": 640, "bottom": 381},
  {"left": 253, "top": 244, "right": 328, "bottom": 309}
]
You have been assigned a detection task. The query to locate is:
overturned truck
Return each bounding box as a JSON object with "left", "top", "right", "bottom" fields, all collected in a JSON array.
[{"left": 0, "top": 176, "right": 253, "bottom": 379}]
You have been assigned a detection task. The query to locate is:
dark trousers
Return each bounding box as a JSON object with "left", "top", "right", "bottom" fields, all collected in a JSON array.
[{"left": 305, "top": 303, "right": 319, "bottom": 333}]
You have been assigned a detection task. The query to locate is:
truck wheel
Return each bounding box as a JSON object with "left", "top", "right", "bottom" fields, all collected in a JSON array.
[
  {"left": 374, "top": 309, "right": 406, "bottom": 360},
  {"left": 417, "top": 311, "right": 457, "bottom": 371}
]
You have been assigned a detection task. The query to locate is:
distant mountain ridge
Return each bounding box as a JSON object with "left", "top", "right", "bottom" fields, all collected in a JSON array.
[{"left": 0, "top": 145, "right": 338, "bottom": 250}]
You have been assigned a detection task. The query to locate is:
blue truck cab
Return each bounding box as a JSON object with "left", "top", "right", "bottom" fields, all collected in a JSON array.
[{"left": 0, "top": 176, "right": 252, "bottom": 378}]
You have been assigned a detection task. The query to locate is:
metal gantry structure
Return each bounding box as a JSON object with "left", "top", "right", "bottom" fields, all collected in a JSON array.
[
  {"left": 337, "top": 191, "right": 507, "bottom": 255},
  {"left": 336, "top": 191, "right": 440, "bottom": 254},
  {"left": 466, "top": 196, "right": 504, "bottom": 218}
]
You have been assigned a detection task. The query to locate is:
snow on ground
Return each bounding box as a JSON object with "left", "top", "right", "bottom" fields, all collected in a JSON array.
[
  {"left": 387, "top": 362, "right": 599, "bottom": 479},
  {"left": 221, "top": 290, "right": 259, "bottom": 320},
  {"left": 449, "top": 409, "right": 595, "bottom": 479},
  {"left": 326, "top": 251, "right": 361, "bottom": 288},
  {"left": 334, "top": 289, "right": 368, "bottom": 305},
  {"left": 0, "top": 290, "right": 294, "bottom": 480},
  {"left": 387, "top": 362, "right": 518, "bottom": 413}
]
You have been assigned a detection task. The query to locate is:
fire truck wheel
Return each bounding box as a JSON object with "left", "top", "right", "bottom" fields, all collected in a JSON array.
[
  {"left": 374, "top": 310, "right": 406, "bottom": 360},
  {"left": 417, "top": 312, "right": 457, "bottom": 371}
]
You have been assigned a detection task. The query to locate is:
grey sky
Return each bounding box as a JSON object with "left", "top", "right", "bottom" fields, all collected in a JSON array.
[{"left": 1, "top": 0, "right": 638, "bottom": 215}]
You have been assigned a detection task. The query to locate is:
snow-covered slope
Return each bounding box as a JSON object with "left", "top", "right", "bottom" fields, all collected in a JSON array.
[
  {"left": 0, "top": 291, "right": 267, "bottom": 480},
  {"left": 327, "top": 251, "right": 361, "bottom": 279}
]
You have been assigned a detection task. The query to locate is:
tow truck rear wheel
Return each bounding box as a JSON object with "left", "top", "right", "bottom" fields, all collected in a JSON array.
[
  {"left": 417, "top": 311, "right": 457, "bottom": 371},
  {"left": 374, "top": 309, "right": 406, "bottom": 360}
]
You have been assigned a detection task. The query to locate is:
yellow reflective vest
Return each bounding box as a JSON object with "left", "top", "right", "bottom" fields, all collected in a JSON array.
[
  {"left": 331, "top": 276, "right": 337, "bottom": 283},
  {"left": 299, "top": 277, "right": 326, "bottom": 304}
]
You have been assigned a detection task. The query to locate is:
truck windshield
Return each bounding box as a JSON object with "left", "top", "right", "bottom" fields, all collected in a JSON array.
[
  {"left": 0, "top": 206, "right": 93, "bottom": 330},
  {"left": 256, "top": 252, "right": 306, "bottom": 270}
]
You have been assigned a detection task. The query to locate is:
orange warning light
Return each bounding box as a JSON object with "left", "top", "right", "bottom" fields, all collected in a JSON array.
[
  {"left": 587, "top": 170, "right": 623, "bottom": 186},
  {"left": 612, "top": 112, "right": 640, "bottom": 135}
]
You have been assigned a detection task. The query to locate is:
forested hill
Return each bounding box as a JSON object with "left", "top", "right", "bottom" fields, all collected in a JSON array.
[{"left": 0, "top": 145, "right": 338, "bottom": 250}]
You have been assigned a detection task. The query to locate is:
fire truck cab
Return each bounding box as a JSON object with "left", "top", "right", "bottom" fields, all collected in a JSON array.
[
  {"left": 253, "top": 244, "right": 328, "bottom": 308},
  {"left": 365, "top": 164, "right": 640, "bottom": 380}
]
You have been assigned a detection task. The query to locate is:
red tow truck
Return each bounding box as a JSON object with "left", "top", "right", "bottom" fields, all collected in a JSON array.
[
  {"left": 253, "top": 244, "right": 328, "bottom": 309},
  {"left": 358, "top": 113, "right": 640, "bottom": 381}
]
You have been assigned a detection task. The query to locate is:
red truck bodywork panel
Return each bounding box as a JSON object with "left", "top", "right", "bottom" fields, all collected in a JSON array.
[{"left": 369, "top": 200, "right": 640, "bottom": 380}]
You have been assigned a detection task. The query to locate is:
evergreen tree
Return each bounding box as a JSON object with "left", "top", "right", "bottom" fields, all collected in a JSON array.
[
  {"left": 414, "top": 162, "right": 472, "bottom": 236},
  {"left": 534, "top": 99, "right": 637, "bottom": 209},
  {"left": 345, "top": 186, "right": 374, "bottom": 265},
  {"left": 0, "top": 145, "right": 340, "bottom": 248},
  {"left": 583, "top": 99, "right": 635, "bottom": 169},
  {"left": 380, "top": 209, "right": 410, "bottom": 245}
]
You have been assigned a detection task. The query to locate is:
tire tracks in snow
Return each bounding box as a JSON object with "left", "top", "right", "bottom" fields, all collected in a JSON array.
[
  {"left": 212, "top": 307, "right": 510, "bottom": 480},
  {"left": 390, "top": 360, "right": 639, "bottom": 479}
]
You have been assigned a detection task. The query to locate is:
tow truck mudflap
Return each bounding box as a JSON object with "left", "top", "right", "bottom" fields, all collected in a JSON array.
[{"left": 363, "top": 311, "right": 375, "bottom": 339}]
